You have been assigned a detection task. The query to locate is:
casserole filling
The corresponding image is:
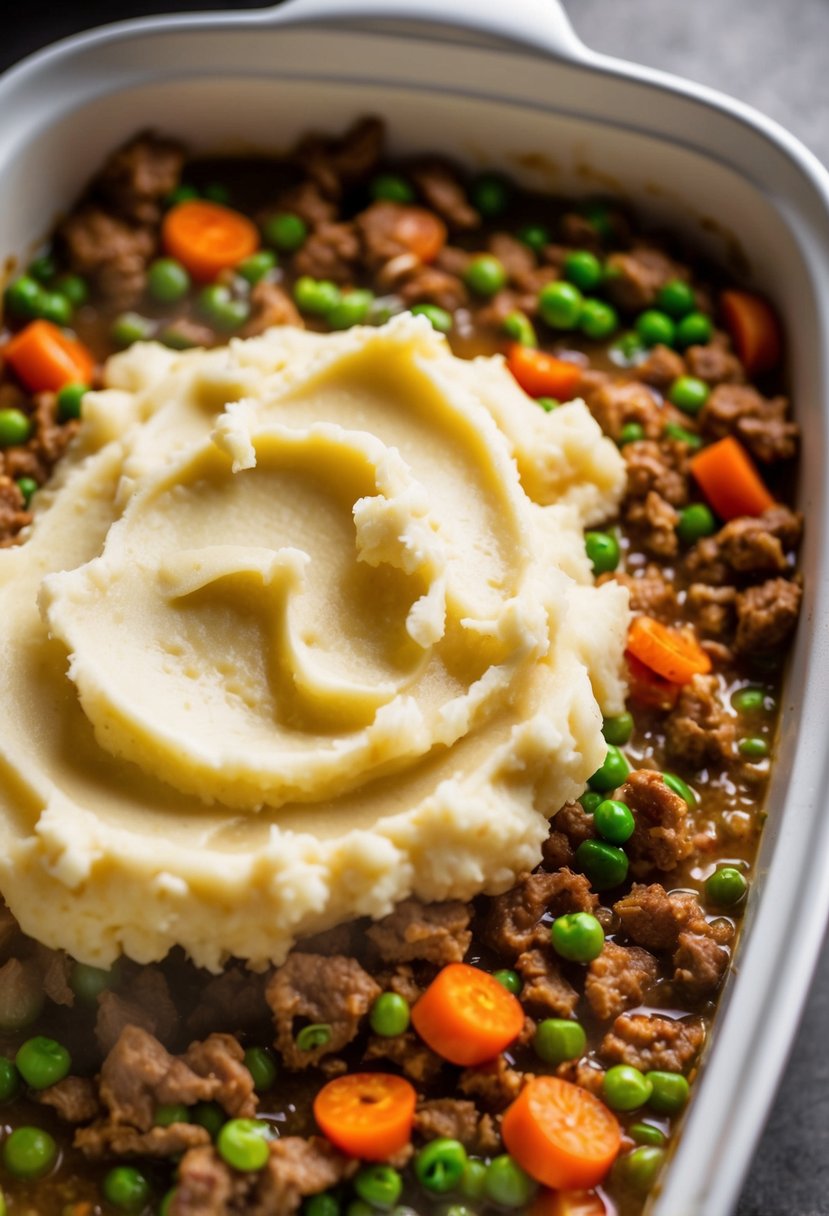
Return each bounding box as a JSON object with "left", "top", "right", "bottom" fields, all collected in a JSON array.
[{"left": 0, "top": 120, "right": 801, "bottom": 1216}]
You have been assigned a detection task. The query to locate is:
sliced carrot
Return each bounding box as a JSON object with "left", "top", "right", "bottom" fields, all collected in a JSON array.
[
  {"left": 506, "top": 344, "right": 583, "bottom": 400},
  {"left": 689, "top": 435, "right": 774, "bottom": 520},
  {"left": 162, "top": 199, "right": 260, "bottom": 281},
  {"left": 720, "top": 289, "right": 782, "bottom": 375},
  {"left": 313, "top": 1072, "right": 416, "bottom": 1160},
  {"left": 388, "top": 204, "right": 447, "bottom": 263},
  {"left": 627, "top": 615, "right": 711, "bottom": 685},
  {"left": 502, "top": 1076, "right": 621, "bottom": 1191},
  {"left": 4, "top": 320, "right": 95, "bottom": 393},
  {"left": 411, "top": 962, "right": 524, "bottom": 1066},
  {"left": 625, "top": 650, "right": 681, "bottom": 711},
  {"left": 529, "top": 1188, "right": 608, "bottom": 1216}
]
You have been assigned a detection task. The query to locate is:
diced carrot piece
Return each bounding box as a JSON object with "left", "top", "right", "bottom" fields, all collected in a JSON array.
[
  {"left": 689, "top": 435, "right": 775, "bottom": 520},
  {"left": 4, "top": 320, "right": 95, "bottom": 392},
  {"left": 720, "top": 289, "right": 782, "bottom": 375},
  {"left": 627, "top": 616, "right": 711, "bottom": 685},
  {"left": 507, "top": 344, "right": 583, "bottom": 399}
]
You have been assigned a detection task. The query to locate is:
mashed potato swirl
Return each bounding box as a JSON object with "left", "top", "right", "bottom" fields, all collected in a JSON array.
[{"left": 0, "top": 316, "right": 628, "bottom": 969}]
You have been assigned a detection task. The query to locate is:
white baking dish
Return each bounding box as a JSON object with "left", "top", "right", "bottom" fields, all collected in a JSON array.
[{"left": 0, "top": 1, "right": 828, "bottom": 1212}]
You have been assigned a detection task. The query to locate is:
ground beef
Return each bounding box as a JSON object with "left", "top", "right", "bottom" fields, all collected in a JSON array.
[
  {"left": 541, "top": 830, "right": 575, "bottom": 871},
  {"left": 34, "top": 946, "right": 74, "bottom": 1007},
  {"left": 586, "top": 380, "right": 664, "bottom": 442},
  {"left": 601, "top": 564, "right": 678, "bottom": 618},
  {"left": 603, "top": 244, "right": 686, "bottom": 312},
  {"left": 515, "top": 946, "right": 579, "bottom": 1017},
  {"left": 94, "top": 132, "right": 184, "bottom": 225},
  {"left": 397, "top": 264, "right": 468, "bottom": 311},
  {"left": 363, "top": 1030, "right": 443, "bottom": 1085},
  {"left": 408, "top": 160, "right": 479, "bottom": 229},
  {"left": 555, "top": 1057, "right": 606, "bottom": 1098},
  {"left": 415, "top": 1099, "right": 496, "bottom": 1152},
  {"left": 685, "top": 506, "right": 802, "bottom": 587},
  {"left": 186, "top": 965, "right": 271, "bottom": 1039},
  {"left": 635, "top": 344, "right": 686, "bottom": 390},
  {"left": 183, "top": 1034, "right": 257, "bottom": 1118},
  {"left": 59, "top": 205, "right": 156, "bottom": 309},
  {"left": 673, "top": 931, "right": 730, "bottom": 1000},
  {"left": 0, "top": 475, "right": 31, "bottom": 543},
  {"left": 483, "top": 869, "right": 597, "bottom": 958},
  {"left": 357, "top": 201, "right": 420, "bottom": 267},
  {"left": 270, "top": 179, "right": 337, "bottom": 228},
  {"left": 37, "top": 1076, "right": 101, "bottom": 1124},
  {"left": 96, "top": 968, "right": 178, "bottom": 1055},
  {"left": 0, "top": 958, "right": 42, "bottom": 1026},
  {"left": 292, "top": 221, "right": 360, "bottom": 283},
  {"left": 623, "top": 439, "right": 690, "bottom": 506},
  {"left": 686, "top": 583, "right": 738, "bottom": 636},
  {"left": 242, "top": 281, "right": 303, "bottom": 336},
  {"left": 585, "top": 941, "right": 659, "bottom": 1022},
  {"left": 486, "top": 232, "right": 542, "bottom": 291},
  {"left": 459, "top": 1055, "right": 524, "bottom": 1112},
  {"left": 613, "top": 883, "right": 707, "bottom": 952},
  {"left": 552, "top": 802, "right": 596, "bottom": 849},
  {"left": 294, "top": 117, "right": 384, "bottom": 199},
  {"left": 601, "top": 1013, "right": 705, "bottom": 1073},
  {"left": 170, "top": 1145, "right": 234, "bottom": 1216},
  {"left": 367, "top": 899, "right": 471, "bottom": 965},
  {"left": 735, "top": 578, "right": 802, "bottom": 654},
  {"left": 700, "top": 383, "right": 798, "bottom": 462},
  {"left": 77, "top": 1121, "right": 211, "bottom": 1161},
  {"left": 665, "top": 674, "right": 735, "bottom": 768},
  {"left": 625, "top": 490, "right": 680, "bottom": 559},
  {"left": 684, "top": 338, "right": 745, "bottom": 385},
  {"left": 621, "top": 769, "right": 692, "bottom": 873},
  {"left": 267, "top": 953, "right": 380, "bottom": 1069}
]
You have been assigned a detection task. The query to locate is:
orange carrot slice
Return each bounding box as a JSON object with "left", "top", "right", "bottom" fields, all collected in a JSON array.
[
  {"left": 313, "top": 1072, "right": 416, "bottom": 1160},
  {"left": 627, "top": 616, "right": 711, "bottom": 685},
  {"left": 502, "top": 1076, "right": 621, "bottom": 1191},
  {"left": 529, "top": 1188, "right": 608, "bottom": 1216},
  {"left": 690, "top": 435, "right": 775, "bottom": 520},
  {"left": 389, "top": 205, "right": 447, "bottom": 263},
  {"left": 162, "top": 199, "right": 260, "bottom": 281},
  {"left": 411, "top": 962, "right": 524, "bottom": 1067},
  {"left": 506, "top": 344, "right": 583, "bottom": 400},
  {"left": 4, "top": 320, "right": 95, "bottom": 392},
  {"left": 625, "top": 650, "right": 681, "bottom": 710},
  {"left": 720, "top": 289, "right": 782, "bottom": 375}
]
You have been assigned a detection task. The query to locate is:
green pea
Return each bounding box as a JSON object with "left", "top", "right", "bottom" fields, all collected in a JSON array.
[
  {"left": 295, "top": 1023, "right": 332, "bottom": 1052},
  {"left": 112, "top": 312, "right": 154, "bottom": 347},
  {"left": 603, "top": 1064, "right": 653, "bottom": 1111},
  {"left": 536, "top": 397, "right": 559, "bottom": 412},
  {"left": 563, "top": 250, "right": 603, "bottom": 292},
  {"left": 369, "top": 992, "right": 411, "bottom": 1037},
  {"left": 635, "top": 309, "right": 676, "bottom": 348},
  {"left": 492, "top": 969, "right": 522, "bottom": 996},
  {"left": 147, "top": 257, "right": 191, "bottom": 303},
  {"left": 663, "top": 422, "right": 703, "bottom": 450},
  {"left": 610, "top": 331, "right": 646, "bottom": 367},
  {"left": 217, "top": 1118, "right": 271, "bottom": 1171},
  {"left": 603, "top": 712, "right": 634, "bottom": 746},
  {"left": 732, "top": 687, "right": 768, "bottom": 713},
  {"left": 579, "top": 298, "right": 618, "bottom": 340},
  {"left": 533, "top": 1017, "right": 586, "bottom": 1065},
  {"left": 588, "top": 744, "right": 630, "bottom": 792},
  {"left": 154, "top": 1102, "right": 189, "bottom": 1127},
  {"left": 503, "top": 310, "right": 537, "bottom": 347},
  {"left": 470, "top": 173, "right": 511, "bottom": 218},
  {"left": 619, "top": 1145, "right": 666, "bottom": 1193},
  {"left": 414, "top": 1138, "right": 468, "bottom": 1194},
  {"left": 4, "top": 275, "right": 44, "bottom": 319},
  {"left": 70, "top": 960, "right": 119, "bottom": 1003},
  {"left": 199, "top": 285, "right": 250, "bottom": 331},
  {"left": 192, "top": 1101, "right": 226, "bottom": 1139},
  {"left": 15, "top": 1035, "right": 71, "bottom": 1090},
  {"left": 464, "top": 255, "right": 507, "bottom": 297},
  {"left": 263, "top": 213, "right": 308, "bottom": 252},
  {"left": 676, "top": 503, "right": 717, "bottom": 544},
  {"left": 346, "top": 1203, "right": 374, "bottom": 1216},
  {"left": 706, "top": 866, "right": 748, "bottom": 906},
  {"left": 2, "top": 1126, "right": 57, "bottom": 1179},
  {"left": 662, "top": 771, "right": 697, "bottom": 806},
  {"left": 538, "top": 280, "right": 583, "bottom": 329},
  {"left": 0, "top": 408, "right": 32, "bottom": 447},
  {"left": 483, "top": 1155, "right": 537, "bottom": 1208},
  {"left": 459, "top": 1158, "right": 487, "bottom": 1201},
  {"left": 203, "top": 182, "right": 231, "bottom": 205},
  {"left": 293, "top": 276, "right": 342, "bottom": 316},
  {"left": 593, "top": 798, "right": 635, "bottom": 845},
  {"left": 244, "top": 1046, "right": 277, "bottom": 1092},
  {"left": 354, "top": 1163, "right": 403, "bottom": 1210},
  {"left": 0, "top": 1058, "right": 20, "bottom": 1103},
  {"left": 676, "top": 311, "right": 713, "bottom": 349},
  {"left": 370, "top": 173, "right": 415, "bottom": 204},
  {"left": 516, "top": 224, "right": 550, "bottom": 254},
  {"left": 738, "top": 736, "right": 769, "bottom": 759},
  {"left": 54, "top": 273, "right": 89, "bottom": 308},
  {"left": 646, "top": 1070, "right": 690, "bottom": 1114},
  {"left": 579, "top": 790, "right": 603, "bottom": 814},
  {"left": 166, "top": 184, "right": 200, "bottom": 206},
  {"left": 57, "top": 382, "right": 88, "bottom": 423},
  {"left": 630, "top": 1121, "right": 667, "bottom": 1147},
  {"left": 656, "top": 279, "right": 695, "bottom": 318},
  {"left": 618, "top": 421, "right": 646, "bottom": 445},
  {"left": 326, "top": 289, "right": 375, "bottom": 330},
  {"left": 103, "top": 1165, "right": 152, "bottom": 1211},
  {"left": 28, "top": 253, "right": 56, "bottom": 284},
  {"left": 576, "top": 838, "right": 629, "bottom": 891},
  {"left": 236, "top": 250, "right": 277, "bottom": 285},
  {"left": 550, "top": 911, "right": 605, "bottom": 963},
  {"left": 16, "top": 477, "right": 38, "bottom": 508},
  {"left": 304, "top": 1193, "right": 341, "bottom": 1216},
  {"left": 38, "top": 292, "right": 73, "bottom": 326},
  {"left": 410, "top": 303, "right": 452, "bottom": 333},
  {"left": 585, "top": 530, "right": 620, "bottom": 575},
  {"left": 668, "top": 375, "right": 709, "bottom": 415}
]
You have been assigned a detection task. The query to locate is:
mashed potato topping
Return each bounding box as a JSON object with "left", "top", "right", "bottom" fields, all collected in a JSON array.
[{"left": 0, "top": 316, "right": 628, "bottom": 969}]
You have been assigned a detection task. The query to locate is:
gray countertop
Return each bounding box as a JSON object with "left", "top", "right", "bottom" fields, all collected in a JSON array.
[{"left": 2, "top": 1, "right": 828, "bottom": 1212}]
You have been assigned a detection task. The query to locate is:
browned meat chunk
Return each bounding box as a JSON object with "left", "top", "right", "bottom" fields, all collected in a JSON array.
[
  {"left": 409, "top": 160, "right": 479, "bottom": 229},
  {"left": 625, "top": 490, "right": 680, "bottom": 559},
  {"left": 614, "top": 883, "right": 700, "bottom": 952},
  {"left": 367, "top": 900, "right": 471, "bottom": 966},
  {"left": 665, "top": 674, "right": 734, "bottom": 768},
  {"left": 486, "top": 232, "right": 539, "bottom": 290},
  {"left": 33, "top": 945, "right": 74, "bottom": 1007},
  {"left": 292, "top": 222, "right": 360, "bottom": 283},
  {"left": 684, "top": 338, "right": 745, "bottom": 385},
  {"left": 397, "top": 264, "right": 468, "bottom": 312},
  {"left": 295, "top": 117, "right": 384, "bottom": 199},
  {"left": 586, "top": 380, "right": 664, "bottom": 442},
  {"left": 266, "top": 953, "right": 380, "bottom": 1069},
  {"left": 415, "top": 1099, "right": 495, "bottom": 1152},
  {"left": 183, "top": 1034, "right": 257, "bottom": 1118},
  {"left": 555, "top": 1057, "right": 606, "bottom": 1097},
  {"left": 635, "top": 344, "right": 686, "bottom": 390},
  {"left": 623, "top": 439, "right": 689, "bottom": 506},
  {"left": 59, "top": 206, "right": 155, "bottom": 309},
  {"left": 242, "top": 281, "right": 303, "bottom": 336},
  {"left": 621, "top": 769, "right": 692, "bottom": 872},
  {"left": 186, "top": 965, "right": 270, "bottom": 1039},
  {"left": 601, "top": 564, "right": 677, "bottom": 619},
  {"left": 600, "top": 1013, "right": 705, "bottom": 1073},
  {"left": 0, "top": 475, "right": 31, "bottom": 544},
  {"left": 483, "top": 869, "right": 597, "bottom": 957},
  {"left": 95, "top": 132, "right": 184, "bottom": 224},
  {"left": 515, "top": 947, "right": 579, "bottom": 1017},
  {"left": 604, "top": 244, "right": 686, "bottom": 312},
  {"left": 96, "top": 968, "right": 178, "bottom": 1055},
  {"left": 357, "top": 200, "right": 419, "bottom": 267},
  {"left": 735, "top": 578, "right": 802, "bottom": 655},
  {"left": 551, "top": 802, "right": 596, "bottom": 849},
  {"left": 700, "top": 383, "right": 798, "bottom": 462},
  {"left": 37, "top": 1076, "right": 100, "bottom": 1124},
  {"left": 170, "top": 1145, "right": 234, "bottom": 1216},
  {"left": 686, "top": 506, "right": 802, "bottom": 588},
  {"left": 459, "top": 1055, "right": 524, "bottom": 1111},
  {"left": 0, "top": 958, "right": 43, "bottom": 1026},
  {"left": 585, "top": 941, "right": 659, "bottom": 1021},
  {"left": 673, "top": 931, "right": 730, "bottom": 1000},
  {"left": 542, "top": 830, "right": 575, "bottom": 870},
  {"left": 270, "top": 179, "right": 337, "bottom": 228},
  {"left": 686, "top": 583, "right": 738, "bottom": 636},
  {"left": 78, "top": 1121, "right": 210, "bottom": 1160},
  {"left": 364, "top": 1030, "right": 443, "bottom": 1085}
]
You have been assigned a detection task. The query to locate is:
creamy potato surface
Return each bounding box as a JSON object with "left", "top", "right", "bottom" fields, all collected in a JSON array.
[{"left": 0, "top": 317, "right": 627, "bottom": 969}]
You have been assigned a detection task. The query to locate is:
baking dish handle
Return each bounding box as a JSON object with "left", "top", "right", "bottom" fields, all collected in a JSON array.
[{"left": 265, "top": 0, "right": 586, "bottom": 61}]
